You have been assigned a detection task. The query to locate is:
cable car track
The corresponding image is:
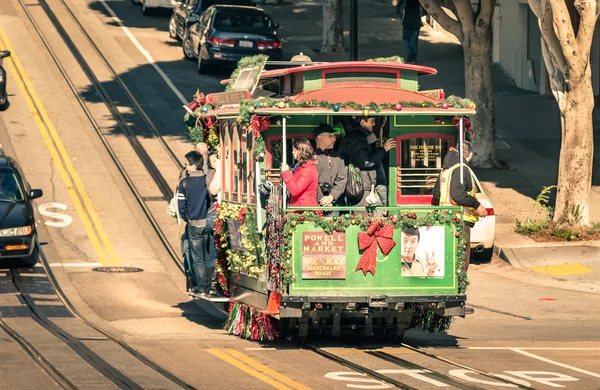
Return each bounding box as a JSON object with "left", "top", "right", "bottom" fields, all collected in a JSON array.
[
  {"left": 14, "top": 0, "right": 185, "bottom": 273},
  {"left": 0, "top": 248, "right": 195, "bottom": 389},
  {"left": 5, "top": 1, "right": 525, "bottom": 388},
  {"left": 304, "top": 342, "right": 529, "bottom": 389}
]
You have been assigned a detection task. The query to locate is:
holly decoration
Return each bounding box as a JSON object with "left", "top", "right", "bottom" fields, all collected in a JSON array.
[
  {"left": 453, "top": 116, "right": 475, "bottom": 140},
  {"left": 237, "top": 96, "right": 475, "bottom": 124},
  {"left": 216, "top": 203, "right": 264, "bottom": 277}
]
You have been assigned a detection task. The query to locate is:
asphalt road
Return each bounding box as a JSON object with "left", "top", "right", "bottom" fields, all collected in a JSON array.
[{"left": 0, "top": 0, "right": 599, "bottom": 388}]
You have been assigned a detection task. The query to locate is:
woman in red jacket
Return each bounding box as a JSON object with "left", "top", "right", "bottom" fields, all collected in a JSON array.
[{"left": 281, "top": 138, "right": 319, "bottom": 207}]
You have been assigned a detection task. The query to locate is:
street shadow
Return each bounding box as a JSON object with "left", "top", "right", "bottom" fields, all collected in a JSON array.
[
  {"left": 173, "top": 300, "right": 225, "bottom": 329},
  {"left": 76, "top": 57, "right": 230, "bottom": 141}
]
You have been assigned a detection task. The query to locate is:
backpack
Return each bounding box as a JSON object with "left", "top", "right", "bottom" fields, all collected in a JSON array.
[
  {"left": 345, "top": 164, "right": 363, "bottom": 202},
  {"left": 166, "top": 178, "right": 187, "bottom": 219}
]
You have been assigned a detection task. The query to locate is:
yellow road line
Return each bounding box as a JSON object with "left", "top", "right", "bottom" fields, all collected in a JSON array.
[
  {"left": 529, "top": 263, "right": 593, "bottom": 276},
  {"left": 206, "top": 349, "right": 292, "bottom": 390},
  {"left": 223, "top": 349, "right": 312, "bottom": 390},
  {"left": 0, "top": 27, "right": 118, "bottom": 265}
]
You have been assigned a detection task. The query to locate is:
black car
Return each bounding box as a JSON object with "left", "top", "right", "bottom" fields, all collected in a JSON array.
[
  {"left": 169, "top": 0, "right": 254, "bottom": 41},
  {"left": 0, "top": 155, "right": 43, "bottom": 268},
  {"left": 183, "top": 5, "right": 282, "bottom": 73},
  {"left": 0, "top": 50, "right": 10, "bottom": 111}
]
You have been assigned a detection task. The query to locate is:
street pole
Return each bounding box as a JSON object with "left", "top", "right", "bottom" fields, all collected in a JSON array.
[{"left": 349, "top": 0, "right": 358, "bottom": 60}]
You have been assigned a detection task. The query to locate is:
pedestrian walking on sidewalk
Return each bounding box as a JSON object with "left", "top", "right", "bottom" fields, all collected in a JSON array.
[
  {"left": 432, "top": 142, "right": 488, "bottom": 271},
  {"left": 399, "top": 0, "right": 423, "bottom": 63}
]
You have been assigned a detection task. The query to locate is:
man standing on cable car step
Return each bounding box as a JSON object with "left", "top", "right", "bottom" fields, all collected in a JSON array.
[
  {"left": 314, "top": 124, "right": 347, "bottom": 215},
  {"left": 178, "top": 151, "right": 214, "bottom": 296},
  {"left": 432, "top": 141, "right": 487, "bottom": 271}
]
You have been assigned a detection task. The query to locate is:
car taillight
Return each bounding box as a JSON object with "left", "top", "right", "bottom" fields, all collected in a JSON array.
[
  {"left": 207, "top": 37, "right": 236, "bottom": 48},
  {"left": 485, "top": 208, "right": 495, "bottom": 216},
  {"left": 257, "top": 40, "right": 281, "bottom": 49}
]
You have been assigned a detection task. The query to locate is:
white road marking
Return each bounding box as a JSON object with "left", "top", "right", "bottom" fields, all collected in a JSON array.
[
  {"left": 98, "top": 0, "right": 187, "bottom": 105},
  {"left": 39, "top": 262, "right": 104, "bottom": 267},
  {"left": 510, "top": 348, "right": 600, "bottom": 379},
  {"left": 468, "top": 347, "right": 600, "bottom": 351},
  {"left": 38, "top": 202, "right": 73, "bottom": 227}
]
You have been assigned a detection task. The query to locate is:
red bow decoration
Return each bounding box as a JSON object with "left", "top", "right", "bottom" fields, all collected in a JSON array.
[
  {"left": 238, "top": 207, "right": 247, "bottom": 224},
  {"left": 194, "top": 92, "right": 207, "bottom": 106},
  {"left": 248, "top": 115, "right": 270, "bottom": 139},
  {"left": 355, "top": 221, "right": 396, "bottom": 276},
  {"left": 453, "top": 116, "right": 475, "bottom": 140}
]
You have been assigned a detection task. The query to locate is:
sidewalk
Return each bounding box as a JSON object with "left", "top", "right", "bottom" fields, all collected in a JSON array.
[{"left": 261, "top": 0, "right": 600, "bottom": 292}]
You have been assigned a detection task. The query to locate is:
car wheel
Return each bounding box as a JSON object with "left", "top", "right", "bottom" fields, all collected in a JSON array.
[
  {"left": 473, "top": 247, "right": 493, "bottom": 263},
  {"left": 142, "top": 2, "right": 152, "bottom": 16},
  {"left": 169, "top": 16, "right": 179, "bottom": 40},
  {"left": 182, "top": 33, "right": 196, "bottom": 61},
  {"left": 0, "top": 97, "right": 8, "bottom": 111}
]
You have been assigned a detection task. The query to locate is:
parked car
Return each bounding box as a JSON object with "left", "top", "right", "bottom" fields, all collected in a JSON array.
[
  {"left": 132, "top": 0, "right": 177, "bottom": 16},
  {"left": 0, "top": 155, "right": 43, "bottom": 269},
  {"left": 169, "top": 0, "right": 255, "bottom": 41},
  {"left": 471, "top": 176, "right": 496, "bottom": 262},
  {"left": 183, "top": 5, "right": 282, "bottom": 73},
  {"left": 0, "top": 50, "right": 10, "bottom": 111}
]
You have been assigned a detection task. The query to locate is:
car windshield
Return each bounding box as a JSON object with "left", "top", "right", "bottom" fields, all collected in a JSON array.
[
  {"left": 214, "top": 11, "right": 275, "bottom": 31},
  {"left": 0, "top": 169, "right": 24, "bottom": 201}
]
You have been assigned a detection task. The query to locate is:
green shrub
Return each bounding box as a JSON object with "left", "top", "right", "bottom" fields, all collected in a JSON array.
[
  {"left": 587, "top": 222, "right": 600, "bottom": 235},
  {"left": 514, "top": 186, "right": 556, "bottom": 235}
]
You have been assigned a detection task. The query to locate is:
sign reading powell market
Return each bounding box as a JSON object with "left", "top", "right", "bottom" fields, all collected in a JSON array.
[{"left": 301, "top": 232, "right": 346, "bottom": 279}]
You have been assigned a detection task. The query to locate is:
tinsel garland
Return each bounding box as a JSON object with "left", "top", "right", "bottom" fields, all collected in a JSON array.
[
  {"left": 213, "top": 211, "right": 230, "bottom": 296},
  {"left": 237, "top": 96, "right": 475, "bottom": 124},
  {"left": 265, "top": 186, "right": 283, "bottom": 293},
  {"left": 216, "top": 202, "right": 265, "bottom": 276},
  {"left": 225, "top": 55, "right": 268, "bottom": 92},
  {"left": 413, "top": 305, "right": 453, "bottom": 334},
  {"left": 279, "top": 210, "right": 469, "bottom": 332},
  {"left": 225, "top": 301, "right": 278, "bottom": 341}
]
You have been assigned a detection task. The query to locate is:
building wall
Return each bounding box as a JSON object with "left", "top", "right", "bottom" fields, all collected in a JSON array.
[{"left": 493, "top": 0, "right": 541, "bottom": 93}]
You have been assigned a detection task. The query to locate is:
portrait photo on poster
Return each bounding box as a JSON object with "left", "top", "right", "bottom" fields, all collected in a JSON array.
[{"left": 400, "top": 226, "right": 445, "bottom": 277}]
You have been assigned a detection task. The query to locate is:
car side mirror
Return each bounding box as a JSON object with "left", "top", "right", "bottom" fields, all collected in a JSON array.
[
  {"left": 275, "top": 22, "right": 280, "bottom": 29},
  {"left": 0, "top": 50, "right": 10, "bottom": 59},
  {"left": 29, "top": 189, "right": 43, "bottom": 199}
]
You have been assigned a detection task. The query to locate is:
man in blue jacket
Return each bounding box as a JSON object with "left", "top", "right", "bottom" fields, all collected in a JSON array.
[{"left": 178, "top": 151, "right": 212, "bottom": 295}]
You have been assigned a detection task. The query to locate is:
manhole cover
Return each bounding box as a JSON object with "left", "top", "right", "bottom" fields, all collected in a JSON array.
[{"left": 92, "top": 267, "right": 143, "bottom": 273}]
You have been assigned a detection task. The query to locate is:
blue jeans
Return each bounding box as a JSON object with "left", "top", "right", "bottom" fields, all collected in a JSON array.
[
  {"left": 183, "top": 224, "right": 194, "bottom": 280},
  {"left": 188, "top": 224, "right": 212, "bottom": 292},
  {"left": 403, "top": 28, "right": 420, "bottom": 63},
  {"left": 206, "top": 209, "right": 217, "bottom": 267}
]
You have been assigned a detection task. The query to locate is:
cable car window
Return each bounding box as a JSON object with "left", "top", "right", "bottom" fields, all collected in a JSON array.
[{"left": 397, "top": 137, "right": 452, "bottom": 196}]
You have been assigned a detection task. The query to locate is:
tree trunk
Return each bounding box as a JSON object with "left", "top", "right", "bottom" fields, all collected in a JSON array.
[
  {"left": 462, "top": 27, "right": 498, "bottom": 168},
  {"left": 553, "top": 68, "right": 594, "bottom": 225},
  {"left": 321, "top": 0, "right": 345, "bottom": 54}
]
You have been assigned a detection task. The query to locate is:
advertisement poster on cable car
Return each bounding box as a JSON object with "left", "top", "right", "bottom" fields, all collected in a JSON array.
[{"left": 289, "top": 215, "right": 459, "bottom": 296}]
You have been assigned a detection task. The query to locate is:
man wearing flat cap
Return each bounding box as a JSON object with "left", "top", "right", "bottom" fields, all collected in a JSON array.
[{"left": 314, "top": 124, "right": 347, "bottom": 210}]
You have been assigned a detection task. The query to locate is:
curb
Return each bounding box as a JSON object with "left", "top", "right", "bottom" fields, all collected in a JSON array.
[{"left": 493, "top": 245, "right": 524, "bottom": 268}]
